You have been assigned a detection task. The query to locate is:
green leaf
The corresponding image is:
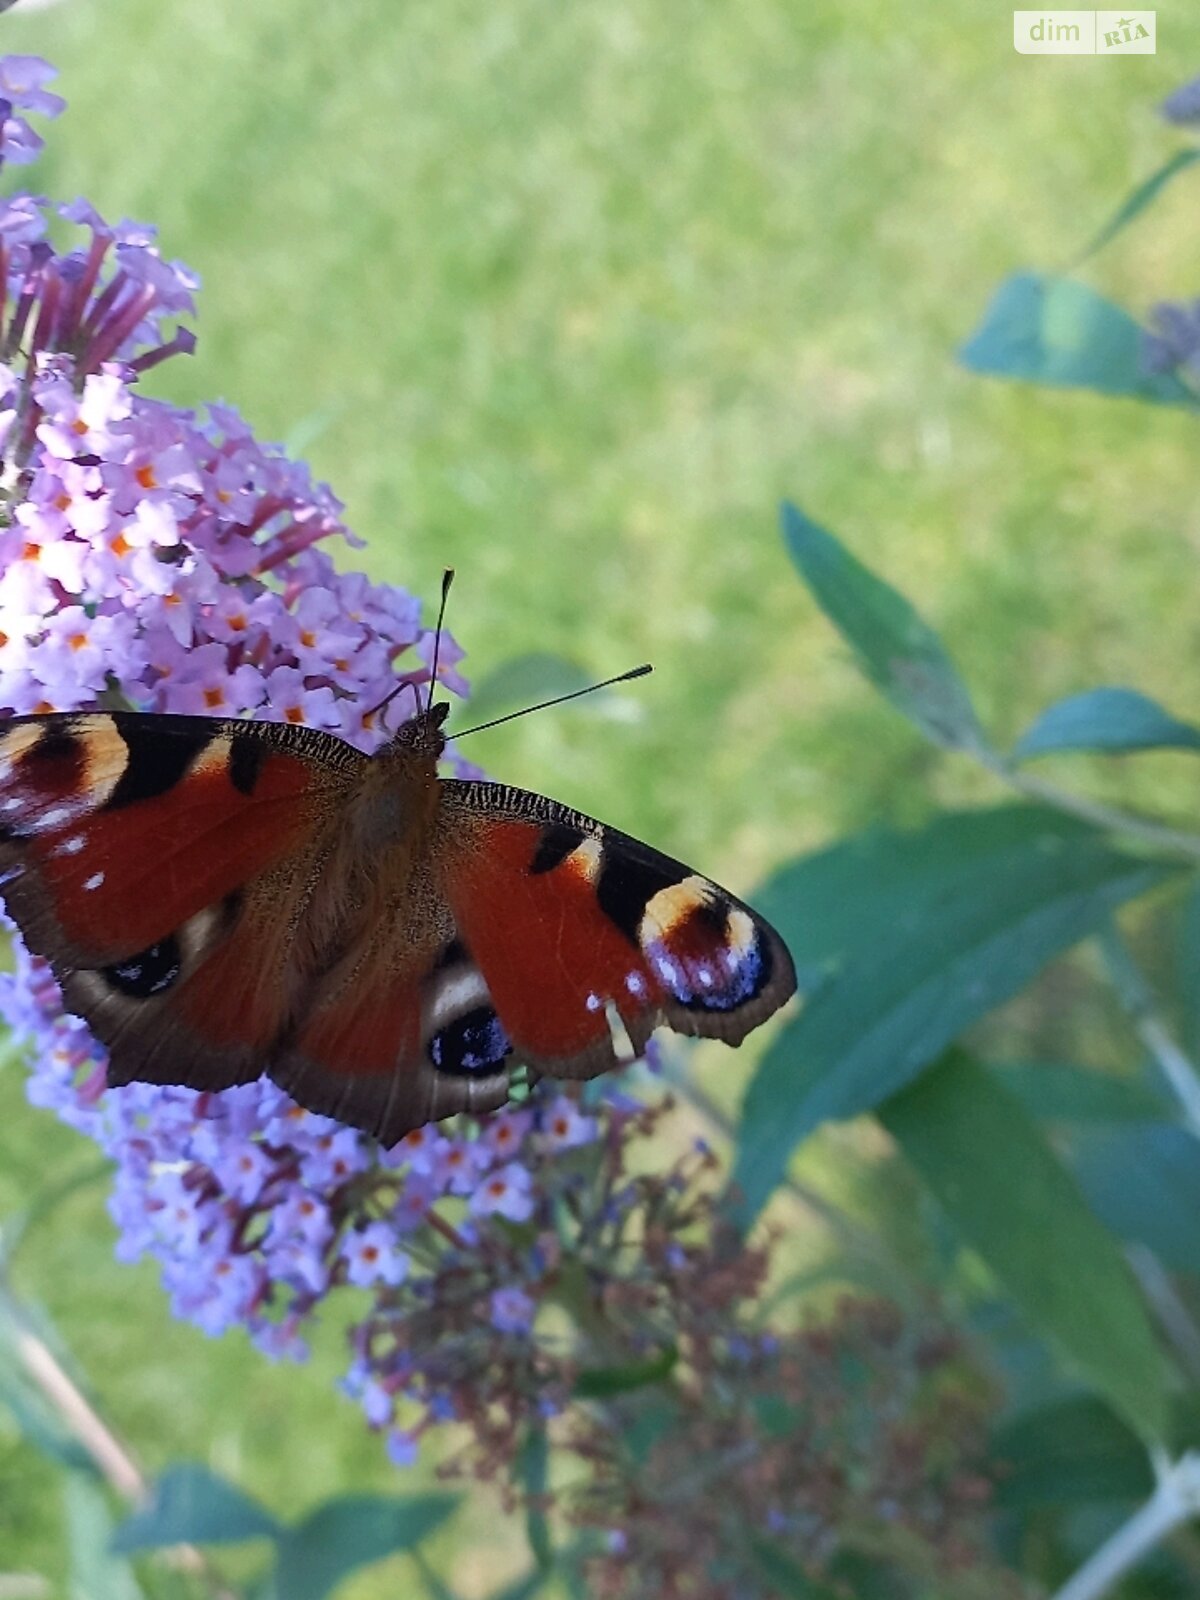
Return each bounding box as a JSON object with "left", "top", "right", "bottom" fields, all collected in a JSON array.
[
  {"left": 1014, "top": 687, "right": 1200, "bottom": 761},
  {"left": 1181, "top": 881, "right": 1200, "bottom": 1063},
  {"left": 746, "top": 1536, "right": 843, "bottom": 1598},
  {"left": 518, "top": 1427, "right": 553, "bottom": 1572},
  {"left": 1075, "top": 149, "right": 1200, "bottom": 264},
  {"left": 959, "top": 273, "right": 1196, "bottom": 404},
  {"left": 730, "top": 808, "right": 1176, "bottom": 1225},
  {"left": 620, "top": 1398, "right": 681, "bottom": 1466},
  {"left": 65, "top": 1474, "right": 143, "bottom": 1600},
  {"left": 479, "top": 1573, "right": 554, "bottom": 1600},
  {"left": 0, "top": 1362, "right": 96, "bottom": 1477},
  {"left": 781, "top": 502, "right": 986, "bottom": 751},
  {"left": 111, "top": 1463, "right": 281, "bottom": 1553},
  {"left": 880, "top": 1055, "right": 1170, "bottom": 1441},
  {"left": 991, "top": 1395, "right": 1153, "bottom": 1508},
  {"left": 271, "top": 1493, "right": 459, "bottom": 1600},
  {"left": 461, "top": 653, "right": 608, "bottom": 729},
  {"left": 992, "top": 1061, "right": 1171, "bottom": 1124},
  {"left": 1072, "top": 1124, "right": 1200, "bottom": 1275},
  {"left": 573, "top": 1343, "right": 677, "bottom": 1398},
  {"left": 755, "top": 805, "right": 1122, "bottom": 996}
]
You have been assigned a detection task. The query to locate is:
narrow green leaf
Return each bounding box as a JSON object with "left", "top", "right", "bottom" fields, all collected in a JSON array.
[
  {"left": 573, "top": 1343, "right": 677, "bottom": 1398},
  {"left": 1014, "top": 687, "right": 1200, "bottom": 761},
  {"left": 620, "top": 1398, "right": 681, "bottom": 1466},
  {"left": 271, "top": 1493, "right": 458, "bottom": 1600},
  {"left": 410, "top": 1549, "right": 465, "bottom": 1600},
  {"left": 991, "top": 1395, "right": 1154, "bottom": 1508},
  {"left": 518, "top": 1427, "right": 553, "bottom": 1572},
  {"left": 111, "top": 1463, "right": 281, "bottom": 1553},
  {"left": 65, "top": 1474, "right": 143, "bottom": 1600},
  {"left": 1074, "top": 149, "right": 1200, "bottom": 263},
  {"left": 959, "top": 272, "right": 1196, "bottom": 405},
  {"left": 1072, "top": 1124, "right": 1200, "bottom": 1274},
  {"left": 880, "top": 1055, "right": 1170, "bottom": 1440},
  {"left": 755, "top": 805, "right": 1118, "bottom": 995},
  {"left": 781, "top": 502, "right": 986, "bottom": 751},
  {"left": 1180, "top": 881, "right": 1200, "bottom": 1062},
  {"left": 0, "top": 1363, "right": 95, "bottom": 1477},
  {"left": 479, "top": 1572, "right": 553, "bottom": 1600},
  {"left": 992, "top": 1061, "right": 1171, "bottom": 1124},
  {"left": 730, "top": 810, "right": 1175, "bottom": 1225},
  {"left": 746, "top": 1536, "right": 843, "bottom": 1599}
]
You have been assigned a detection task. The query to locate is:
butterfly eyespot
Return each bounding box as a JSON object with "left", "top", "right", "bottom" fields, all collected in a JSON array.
[
  {"left": 428, "top": 1005, "right": 512, "bottom": 1077},
  {"left": 101, "top": 935, "right": 183, "bottom": 999}
]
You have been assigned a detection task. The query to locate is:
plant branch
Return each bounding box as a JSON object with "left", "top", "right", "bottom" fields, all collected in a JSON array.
[
  {"left": 1098, "top": 925, "right": 1200, "bottom": 1136},
  {"left": 1052, "top": 1452, "right": 1200, "bottom": 1600},
  {"left": 0, "top": 1283, "right": 238, "bottom": 1600},
  {"left": 977, "top": 752, "right": 1200, "bottom": 866}
]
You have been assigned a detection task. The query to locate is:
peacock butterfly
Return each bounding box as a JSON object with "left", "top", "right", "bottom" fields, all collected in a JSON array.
[{"left": 0, "top": 640, "right": 796, "bottom": 1145}]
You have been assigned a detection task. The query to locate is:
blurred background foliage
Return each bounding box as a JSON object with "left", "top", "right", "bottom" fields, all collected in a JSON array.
[{"left": 3, "top": 0, "right": 1200, "bottom": 1595}]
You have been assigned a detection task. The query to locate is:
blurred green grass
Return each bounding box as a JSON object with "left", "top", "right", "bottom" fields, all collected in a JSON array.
[{"left": 2, "top": 0, "right": 1200, "bottom": 1591}]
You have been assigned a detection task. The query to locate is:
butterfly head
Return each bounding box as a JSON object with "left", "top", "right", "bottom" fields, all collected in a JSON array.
[{"left": 384, "top": 700, "right": 450, "bottom": 760}]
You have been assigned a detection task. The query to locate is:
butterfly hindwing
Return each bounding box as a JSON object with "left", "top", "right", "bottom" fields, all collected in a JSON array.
[{"left": 269, "top": 854, "right": 516, "bottom": 1146}]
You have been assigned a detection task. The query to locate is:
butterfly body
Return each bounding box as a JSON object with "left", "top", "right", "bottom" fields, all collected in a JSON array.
[{"left": 0, "top": 704, "right": 796, "bottom": 1144}]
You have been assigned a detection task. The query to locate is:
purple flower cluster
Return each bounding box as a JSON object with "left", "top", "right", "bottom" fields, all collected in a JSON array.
[
  {"left": 1142, "top": 299, "right": 1200, "bottom": 384},
  {"left": 0, "top": 53, "right": 603, "bottom": 1458},
  {"left": 1161, "top": 75, "right": 1200, "bottom": 125}
]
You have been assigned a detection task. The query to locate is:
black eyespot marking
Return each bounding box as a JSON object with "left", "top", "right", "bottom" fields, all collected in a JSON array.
[
  {"left": 106, "top": 724, "right": 211, "bottom": 809},
  {"left": 229, "top": 734, "right": 266, "bottom": 796},
  {"left": 101, "top": 935, "right": 183, "bottom": 998},
  {"left": 530, "top": 823, "right": 587, "bottom": 875},
  {"left": 428, "top": 1005, "right": 512, "bottom": 1077},
  {"left": 596, "top": 853, "right": 681, "bottom": 946}
]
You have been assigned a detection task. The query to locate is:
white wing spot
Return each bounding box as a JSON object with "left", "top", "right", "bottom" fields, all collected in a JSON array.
[
  {"left": 38, "top": 805, "right": 72, "bottom": 829},
  {"left": 697, "top": 967, "right": 714, "bottom": 988},
  {"left": 625, "top": 972, "right": 645, "bottom": 996},
  {"left": 57, "top": 835, "right": 86, "bottom": 856},
  {"left": 83, "top": 871, "right": 105, "bottom": 891},
  {"left": 585, "top": 991, "right": 603, "bottom": 1013}
]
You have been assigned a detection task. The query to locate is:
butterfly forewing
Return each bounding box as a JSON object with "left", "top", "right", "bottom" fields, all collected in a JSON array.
[
  {"left": 431, "top": 780, "right": 797, "bottom": 1077},
  {"left": 0, "top": 711, "right": 362, "bottom": 1090}
]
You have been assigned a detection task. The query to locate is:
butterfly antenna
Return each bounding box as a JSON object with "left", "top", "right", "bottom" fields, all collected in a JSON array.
[
  {"left": 452, "top": 663, "right": 652, "bottom": 739},
  {"left": 362, "top": 569, "right": 455, "bottom": 727},
  {"left": 427, "top": 567, "right": 455, "bottom": 712}
]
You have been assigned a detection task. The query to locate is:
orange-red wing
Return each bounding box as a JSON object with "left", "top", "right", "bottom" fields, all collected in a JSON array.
[
  {"left": 0, "top": 711, "right": 357, "bottom": 966},
  {"left": 435, "top": 781, "right": 797, "bottom": 1079},
  {"left": 0, "top": 711, "right": 362, "bottom": 1089}
]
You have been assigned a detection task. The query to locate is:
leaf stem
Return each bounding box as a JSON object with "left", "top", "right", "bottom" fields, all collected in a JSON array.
[
  {"left": 1051, "top": 1452, "right": 1200, "bottom": 1600},
  {"left": 1097, "top": 925, "right": 1200, "bottom": 1137},
  {"left": 976, "top": 752, "right": 1200, "bottom": 866}
]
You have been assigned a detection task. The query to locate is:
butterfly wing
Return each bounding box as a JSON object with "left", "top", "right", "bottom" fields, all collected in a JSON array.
[
  {"left": 433, "top": 780, "right": 796, "bottom": 1078},
  {"left": 266, "top": 779, "right": 795, "bottom": 1148},
  {"left": 0, "top": 711, "right": 362, "bottom": 1089}
]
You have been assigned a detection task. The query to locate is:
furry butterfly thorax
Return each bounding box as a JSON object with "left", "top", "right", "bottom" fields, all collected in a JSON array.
[{"left": 0, "top": 694, "right": 796, "bottom": 1145}]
